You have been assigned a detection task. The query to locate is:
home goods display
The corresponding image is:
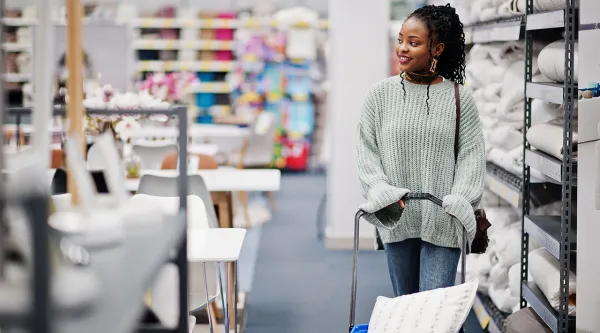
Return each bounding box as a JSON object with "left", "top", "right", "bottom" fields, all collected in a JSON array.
[{"left": 457, "top": 0, "right": 580, "bottom": 330}]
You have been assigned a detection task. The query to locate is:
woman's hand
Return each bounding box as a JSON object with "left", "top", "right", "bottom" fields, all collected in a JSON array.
[{"left": 398, "top": 199, "right": 405, "bottom": 209}]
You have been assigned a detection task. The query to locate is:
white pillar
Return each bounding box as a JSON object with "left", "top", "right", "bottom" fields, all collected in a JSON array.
[{"left": 325, "top": 0, "right": 390, "bottom": 249}]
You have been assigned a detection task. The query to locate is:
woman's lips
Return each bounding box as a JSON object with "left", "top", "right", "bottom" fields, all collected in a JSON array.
[{"left": 398, "top": 56, "right": 411, "bottom": 65}]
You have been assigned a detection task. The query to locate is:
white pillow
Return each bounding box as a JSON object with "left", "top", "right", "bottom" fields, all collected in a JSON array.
[{"left": 367, "top": 278, "right": 478, "bottom": 333}]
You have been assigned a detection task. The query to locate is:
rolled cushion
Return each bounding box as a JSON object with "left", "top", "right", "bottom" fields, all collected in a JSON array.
[{"left": 537, "top": 40, "right": 579, "bottom": 83}]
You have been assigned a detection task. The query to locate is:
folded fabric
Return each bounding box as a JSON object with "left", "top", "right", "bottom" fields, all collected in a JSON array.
[
  {"left": 490, "top": 263, "right": 509, "bottom": 288},
  {"left": 491, "top": 222, "right": 523, "bottom": 267},
  {"left": 483, "top": 83, "right": 503, "bottom": 101},
  {"left": 531, "top": 99, "right": 563, "bottom": 126},
  {"left": 487, "top": 147, "right": 506, "bottom": 165},
  {"left": 534, "top": 0, "right": 567, "bottom": 12},
  {"left": 504, "top": 307, "right": 553, "bottom": 333},
  {"left": 489, "top": 283, "right": 519, "bottom": 313},
  {"left": 537, "top": 40, "right": 579, "bottom": 83},
  {"left": 480, "top": 7, "right": 499, "bottom": 21},
  {"left": 526, "top": 116, "right": 579, "bottom": 160},
  {"left": 499, "top": 145, "right": 550, "bottom": 182},
  {"left": 483, "top": 102, "right": 498, "bottom": 115},
  {"left": 508, "top": 263, "right": 533, "bottom": 298},
  {"left": 529, "top": 248, "right": 577, "bottom": 315},
  {"left": 488, "top": 125, "right": 522, "bottom": 151}
]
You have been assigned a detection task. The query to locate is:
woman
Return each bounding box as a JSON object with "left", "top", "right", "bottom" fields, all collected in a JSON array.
[{"left": 356, "top": 4, "right": 485, "bottom": 297}]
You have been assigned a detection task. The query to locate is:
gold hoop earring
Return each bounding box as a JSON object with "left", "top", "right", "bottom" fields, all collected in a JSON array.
[{"left": 429, "top": 57, "right": 438, "bottom": 73}]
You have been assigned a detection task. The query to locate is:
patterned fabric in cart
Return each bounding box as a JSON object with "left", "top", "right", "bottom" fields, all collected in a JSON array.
[{"left": 367, "top": 278, "right": 478, "bottom": 333}]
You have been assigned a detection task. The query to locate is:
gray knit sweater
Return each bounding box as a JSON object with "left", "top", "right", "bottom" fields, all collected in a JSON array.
[{"left": 356, "top": 75, "right": 485, "bottom": 250}]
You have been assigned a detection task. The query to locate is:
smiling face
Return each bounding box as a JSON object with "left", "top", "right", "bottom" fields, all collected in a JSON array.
[{"left": 397, "top": 17, "right": 444, "bottom": 73}]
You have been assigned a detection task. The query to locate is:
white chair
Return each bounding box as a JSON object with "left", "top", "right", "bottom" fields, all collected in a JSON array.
[
  {"left": 127, "top": 194, "right": 221, "bottom": 330},
  {"left": 131, "top": 143, "right": 178, "bottom": 170},
  {"left": 86, "top": 143, "right": 105, "bottom": 170},
  {"left": 137, "top": 174, "right": 219, "bottom": 228},
  {"left": 225, "top": 112, "right": 277, "bottom": 168}
]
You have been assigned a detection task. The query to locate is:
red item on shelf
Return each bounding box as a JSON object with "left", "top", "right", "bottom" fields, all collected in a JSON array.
[{"left": 283, "top": 138, "right": 309, "bottom": 171}]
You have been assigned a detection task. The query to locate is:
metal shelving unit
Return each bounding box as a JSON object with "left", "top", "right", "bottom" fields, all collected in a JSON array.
[
  {"left": 520, "top": 0, "right": 577, "bottom": 332},
  {"left": 1, "top": 106, "right": 191, "bottom": 333}
]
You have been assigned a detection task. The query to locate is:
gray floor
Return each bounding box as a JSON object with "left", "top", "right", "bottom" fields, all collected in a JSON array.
[{"left": 245, "top": 173, "right": 482, "bottom": 333}]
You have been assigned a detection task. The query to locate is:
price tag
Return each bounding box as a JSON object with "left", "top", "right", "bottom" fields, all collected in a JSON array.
[
  {"left": 246, "top": 18, "right": 260, "bottom": 28},
  {"left": 140, "top": 18, "right": 153, "bottom": 27},
  {"left": 199, "top": 62, "right": 212, "bottom": 71},
  {"left": 163, "top": 19, "right": 174, "bottom": 28},
  {"left": 182, "top": 19, "right": 195, "bottom": 28},
  {"left": 145, "top": 290, "right": 152, "bottom": 306},
  {"left": 139, "top": 62, "right": 150, "bottom": 71},
  {"left": 204, "top": 19, "right": 214, "bottom": 28},
  {"left": 165, "top": 40, "right": 176, "bottom": 49},
  {"left": 182, "top": 40, "right": 193, "bottom": 49},
  {"left": 221, "top": 19, "right": 234, "bottom": 28},
  {"left": 180, "top": 62, "right": 191, "bottom": 71},
  {"left": 295, "top": 20, "right": 310, "bottom": 28},
  {"left": 163, "top": 61, "right": 174, "bottom": 71}
]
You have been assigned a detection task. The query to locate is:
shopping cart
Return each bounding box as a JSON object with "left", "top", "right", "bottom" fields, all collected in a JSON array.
[{"left": 349, "top": 193, "right": 467, "bottom": 333}]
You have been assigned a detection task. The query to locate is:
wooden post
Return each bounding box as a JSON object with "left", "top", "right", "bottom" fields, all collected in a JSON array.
[{"left": 66, "top": 0, "right": 84, "bottom": 205}]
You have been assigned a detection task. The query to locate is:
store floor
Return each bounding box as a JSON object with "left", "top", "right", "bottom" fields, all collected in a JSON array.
[{"left": 244, "top": 173, "right": 483, "bottom": 333}]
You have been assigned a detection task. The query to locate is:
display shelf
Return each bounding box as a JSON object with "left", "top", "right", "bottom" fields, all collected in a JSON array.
[
  {"left": 524, "top": 149, "right": 577, "bottom": 184},
  {"left": 525, "top": 82, "right": 565, "bottom": 104},
  {"left": 526, "top": 10, "right": 565, "bottom": 30},
  {"left": 464, "top": 15, "right": 524, "bottom": 44},
  {"left": 473, "top": 293, "right": 505, "bottom": 333},
  {"left": 131, "top": 17, "right": 329, "bottom": 29},
  {"left": 56, "top": 212, "right": 186, "bottom": 333},
  {"left": 136, "top": 60, "right": 236, "bottom": 72},
  {"left": 485, "top": 171, "right": 521, "bottom": 208},
  {"left": 132, "top": 39, "right": 235, "bottom": 50},
  {"left": 522, "top": 282, "right": 575, "bottom": 333},
  {"left": 525, "top": 215, "right": 577, "bottom": 259}
]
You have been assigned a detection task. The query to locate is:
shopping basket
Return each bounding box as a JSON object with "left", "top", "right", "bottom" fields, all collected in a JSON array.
[{"left": 349, "top": 193, "right": 467, "bottom": 333}]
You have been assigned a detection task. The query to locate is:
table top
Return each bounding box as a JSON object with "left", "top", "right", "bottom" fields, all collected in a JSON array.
[
  {"left": 188, "top": 228, "right": 246, "bottom": 262},
  {"left": 123, "top": 142, "right": 219, "bottom": 157},
  {"left": 125, "top": 168, "right": 281, "bottom": 192}
]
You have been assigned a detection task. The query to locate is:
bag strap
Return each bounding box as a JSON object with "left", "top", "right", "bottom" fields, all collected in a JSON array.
[{"left": 454, "top": 83, "right": 460, "bottom": 161}]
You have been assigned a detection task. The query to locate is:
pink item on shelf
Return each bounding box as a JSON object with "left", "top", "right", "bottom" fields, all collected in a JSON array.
[
  {"left": 215, "top": 29, "right": 234, "bottom": 40},
  {"left": 216, "top": 12, "right": 236, "bottom": 19},
  {"left": 215, "top": 51, "right": 234, "bottom": 61},
  {"left": 215, "top": 11, "right": 236, "bottom": 40},
  {"left": 156, "top": 7, "right": 176, "bottom": 18}
]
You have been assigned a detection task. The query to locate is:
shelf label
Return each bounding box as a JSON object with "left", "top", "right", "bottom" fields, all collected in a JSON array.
[
  {"left": 204, "top": 19, "right": 214, "bottom": 28},
  {"left": 182, "top": 40, "right": 194, "bottom": 49},
  {"left": 198, "top": 62, "right": 212, "bottom": 71},
  {"left": 245, "top": 18, "right": 260, "bottom": 28},
  {"left": 527, "top": 10, "right": 564, "bottom": 30},
  {"left": 163, "top": 61, "right": 174, "bottom": 71},
  {"left": 140, "top": 18, "right": 153, "bottom": 27}
]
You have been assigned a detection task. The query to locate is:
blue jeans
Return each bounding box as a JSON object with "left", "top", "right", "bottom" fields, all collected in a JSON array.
[{"left": 383, "top": 238, "right": 460, "bottom": 297}]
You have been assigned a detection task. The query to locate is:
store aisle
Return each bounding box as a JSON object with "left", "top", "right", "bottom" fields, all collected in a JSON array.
[{"left": 245, "top": 174, "right": 483, "bottom": 333}]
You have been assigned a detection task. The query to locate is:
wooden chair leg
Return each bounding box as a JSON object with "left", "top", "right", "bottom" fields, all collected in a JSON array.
[
  {"left": 211, "top": 301, "right": 223, "bottom": 320},
  {"left": 210, "top": 301, "right": 219, "bottom": 333}
]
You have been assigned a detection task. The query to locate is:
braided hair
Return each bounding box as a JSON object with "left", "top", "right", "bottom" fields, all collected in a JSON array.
[{"left": 400, "top": 4, "right": 466, "bottom": 112}]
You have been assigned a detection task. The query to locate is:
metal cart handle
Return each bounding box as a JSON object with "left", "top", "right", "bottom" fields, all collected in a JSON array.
[{"left": 349, "top": 193, "right": 467, "bottom": 333}]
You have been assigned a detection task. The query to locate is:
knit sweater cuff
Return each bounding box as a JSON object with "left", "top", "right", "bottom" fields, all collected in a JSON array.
[
  {"left": 359, "top": 184, "right": 409, "bottom": 229},
  {"left": 442, "top": 194, "right": 476, "bottom": 250}
]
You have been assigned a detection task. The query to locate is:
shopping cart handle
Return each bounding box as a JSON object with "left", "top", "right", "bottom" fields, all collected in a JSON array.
[{"left": 403, "top": 193, "right": 443, "bottom": 207}]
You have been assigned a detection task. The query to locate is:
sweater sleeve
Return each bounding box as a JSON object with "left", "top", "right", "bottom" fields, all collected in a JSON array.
[
  {"left": 356, "top": 89, "right": 409, "bottom": 229},
  {"left": 442, "top": 89, "right": 486, "bottom": 249}
]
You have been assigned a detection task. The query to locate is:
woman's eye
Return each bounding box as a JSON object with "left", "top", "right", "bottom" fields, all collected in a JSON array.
[
  {"left": 397, "top": 39, "right": 402, "bottom": 44},
  {"left": 410, "top": 42, "right": 418, "bottom": 46}
]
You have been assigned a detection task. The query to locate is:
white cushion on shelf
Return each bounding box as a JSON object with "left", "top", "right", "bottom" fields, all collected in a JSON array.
[{"left": 537, "top": 40, "right": 579, "bottom": 83}]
